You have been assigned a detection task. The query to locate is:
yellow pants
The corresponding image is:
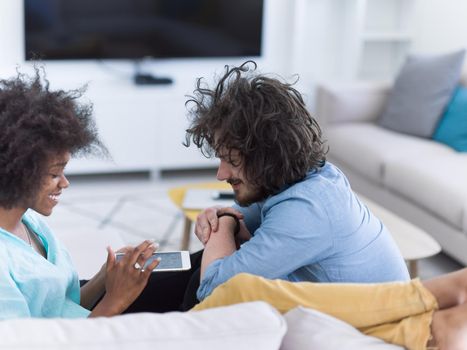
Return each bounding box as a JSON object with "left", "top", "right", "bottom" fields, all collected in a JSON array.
[{"left": 192, "top": 273, "right": 438, "bottom": 350}]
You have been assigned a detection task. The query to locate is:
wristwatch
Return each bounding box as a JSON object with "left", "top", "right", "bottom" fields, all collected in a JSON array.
[{"left": 217, "top": 213, "right": 241, "bottom": 236}]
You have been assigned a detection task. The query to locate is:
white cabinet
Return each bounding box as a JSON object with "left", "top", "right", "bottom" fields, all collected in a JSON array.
[
  {"left": 66, "top": 81, "right": 216, "bottom": 175},
  {"left": 154, "top": 93, "right": 218, "bottom": 170},
  {"left": 343, "top": 0, "right": 415, "bottom": 80},
  {"left": 66, "top": 84, "right": 157, "bottom": 174}
]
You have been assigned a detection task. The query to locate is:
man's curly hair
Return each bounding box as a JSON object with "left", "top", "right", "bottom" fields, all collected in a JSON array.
[
  {"left": 185, "top": 61, "right": 327, "bottom": 199},
  {"left": 0, "top": 69, "right": 106, "bottom": 209}
]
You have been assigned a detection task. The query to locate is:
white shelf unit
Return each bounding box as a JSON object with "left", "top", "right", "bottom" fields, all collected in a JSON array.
[
  {"left": 343, "top": 0, "right": 415, "bottom": 80},
  {"left": 362, "top": 32, "right": 412, "bottom": 41}
]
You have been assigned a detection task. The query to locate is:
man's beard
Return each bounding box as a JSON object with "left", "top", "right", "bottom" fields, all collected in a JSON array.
[{"left": 231, "top": 182, "right": 268, "bottom": 207}]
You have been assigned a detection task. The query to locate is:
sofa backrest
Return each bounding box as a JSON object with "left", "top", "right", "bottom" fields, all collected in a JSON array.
[
  {"left": 0, "top": 302, "right": 286, "bottom": 350},
  {"left": 315, "top": 70, "right": 467, "bottom": 127},
  {"left": 314, "top": 81, "right": 391, "bottom": 126}
]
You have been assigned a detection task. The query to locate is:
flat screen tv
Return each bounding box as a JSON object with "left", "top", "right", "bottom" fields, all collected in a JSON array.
[{"left": 24, "top": 0, "right": 264, "bottom": 60}]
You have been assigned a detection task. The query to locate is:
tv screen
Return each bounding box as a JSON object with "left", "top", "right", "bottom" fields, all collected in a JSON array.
[{"left": 24, "top": 0, "right": 264, "bottom": 60}]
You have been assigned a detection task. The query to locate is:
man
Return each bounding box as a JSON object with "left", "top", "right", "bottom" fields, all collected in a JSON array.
[{"left": 185, "top": 61, "right": 409, "bottom": 301}]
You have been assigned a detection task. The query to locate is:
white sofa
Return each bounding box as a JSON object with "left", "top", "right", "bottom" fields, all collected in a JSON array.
[
  {"left": 316, "top": 76, "right": 467, "bottom": 265},
  {"left": 0, "top": 301, "right": 402, "bottom": 350}
]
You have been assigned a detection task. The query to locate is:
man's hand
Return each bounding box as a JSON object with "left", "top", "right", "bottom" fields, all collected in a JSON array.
[{"left": 195, "top": 206, "right": 244, "bottom": 245}]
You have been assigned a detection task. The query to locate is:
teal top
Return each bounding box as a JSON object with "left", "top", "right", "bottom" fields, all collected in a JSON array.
[{"left": 0, "top": 210, "right": 90, "bottom": 319}]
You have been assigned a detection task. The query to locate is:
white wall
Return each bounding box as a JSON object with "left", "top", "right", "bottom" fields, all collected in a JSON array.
[
  {"left": 412, "top": 0, "right": 467, "bottom": 74},
  {"left": 0, "top": 0, "right": 293, "bottom": 82},
  {"left": 295, "top": 0, "right": 467, "bottom": 110},
  {"left": 1, "top": 0, "right": 465, "bottom": 99},
  {"left": 1, "top": 0, "right": 466, "bottom": 173},
  {"left": 283, "top": 0, "right": 346, "bottom": 108},
  {"left": 412, "top": 0, "right": 467, "bottom": 54}
]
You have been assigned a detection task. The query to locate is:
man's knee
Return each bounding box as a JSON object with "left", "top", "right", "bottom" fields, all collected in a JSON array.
[
  {"left": 226, "top": 273, "right": 260, "bottom": 287},
  {"left": 221, "top": 273, "right": 267, "bottom": 299}
]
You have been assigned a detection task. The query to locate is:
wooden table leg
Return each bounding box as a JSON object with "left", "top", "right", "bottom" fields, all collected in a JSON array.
[
  {"left": 180, "top": 217, "right": 192, "bottom": 250},
  {"left": 409, "top": 260, "right": 418, "bottom": 278}
]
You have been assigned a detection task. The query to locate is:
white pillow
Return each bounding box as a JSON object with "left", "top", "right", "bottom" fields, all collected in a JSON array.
[
  {"left": 0, "top": 302, "right": 286, "bottom": 350},
  {"left": 281, "top": 307, "right": 404, "bottom": 350}
]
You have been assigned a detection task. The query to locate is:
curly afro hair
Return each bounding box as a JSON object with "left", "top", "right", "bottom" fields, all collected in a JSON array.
[
  {"left": 185, "top": 61, "right": 327, "bottom": 199},
  {"left": 0, "top": 68, "right": 106, "bottom": 209}
]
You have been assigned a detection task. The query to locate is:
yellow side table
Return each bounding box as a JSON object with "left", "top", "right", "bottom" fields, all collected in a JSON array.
[{"left": 168, "top": 182, "right": 231, "bottom": 250}]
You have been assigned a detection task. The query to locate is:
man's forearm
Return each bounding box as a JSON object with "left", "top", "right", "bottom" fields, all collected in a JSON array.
[{"left": 200, "top": 216, "right": 237, "bottom": 279}]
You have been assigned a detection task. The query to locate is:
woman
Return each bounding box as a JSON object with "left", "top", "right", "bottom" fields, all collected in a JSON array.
[{"left": 0, "top": 70, "right": 163, "bottom": 318}]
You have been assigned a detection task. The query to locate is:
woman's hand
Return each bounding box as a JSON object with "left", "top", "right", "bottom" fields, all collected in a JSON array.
[
  {"left": 90, "top": 240, "right": 160, "bottom": 317},
  {"left": 195, "top": 206, "right": 244, "bottom": 245}
]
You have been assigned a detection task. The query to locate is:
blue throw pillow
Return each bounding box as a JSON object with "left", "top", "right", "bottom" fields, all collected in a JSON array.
[{"left": 433, "top": 86, "right": 467, "bottom": 151}]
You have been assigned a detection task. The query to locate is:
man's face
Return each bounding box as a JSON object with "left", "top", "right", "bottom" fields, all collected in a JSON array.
[{"left": 216, "top": 148, "right": 263, "bottom": 207}]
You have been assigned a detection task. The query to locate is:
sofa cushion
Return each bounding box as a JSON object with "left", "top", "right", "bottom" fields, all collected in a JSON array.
[
  {"left": 378, "top": 50, "right": 465, "bottom": 138},
  {"left": 280, "top": 307, "right": 403, "bottom": 350},
  {"left": 326, "top": 123, "right": 453, "bottom": 185},
  {"left": 433, "top": 86, "right": 467, "bottom": 151},
  {"left": 0, "top": 301, "right": 286, "bottom": 350},
  {"left": 384, "top": 152, "right": 467, "bottom": 232}
]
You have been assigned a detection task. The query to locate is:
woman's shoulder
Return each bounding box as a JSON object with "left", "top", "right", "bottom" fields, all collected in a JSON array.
[
  {"left": 22, "top": 210, "right": 54, "bottom": 238},
  {"left": 23, "top": 209, "right": 45, "bottom": 226}
]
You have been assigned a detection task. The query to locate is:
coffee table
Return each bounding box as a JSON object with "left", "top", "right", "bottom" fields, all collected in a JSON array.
[
  {"left": 168, "top": 182, "right": 231, "bottom": 250},
  {"left": 169, "top": 183, "right": 441, "bottom": 277}
]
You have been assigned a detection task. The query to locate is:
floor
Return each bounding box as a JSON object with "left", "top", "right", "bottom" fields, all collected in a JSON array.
[{"left": 45, "top": 170, "right": 463, "bottom": 280}]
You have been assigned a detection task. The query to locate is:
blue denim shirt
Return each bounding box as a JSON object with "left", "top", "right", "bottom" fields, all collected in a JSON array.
[
  {"left": 197, "top": 162, "right": 409, "bottom": 300},
  {"left": 0, "top": 210, "right": 90, "bottom": 319}
]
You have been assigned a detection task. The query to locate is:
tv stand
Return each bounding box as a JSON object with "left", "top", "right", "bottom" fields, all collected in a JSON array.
[{"left": 133, "top": 73, "right": 173, "bottom": 85}]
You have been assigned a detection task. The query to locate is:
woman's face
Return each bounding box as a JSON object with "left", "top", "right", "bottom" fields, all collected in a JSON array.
[{"left": 30, "top": 152, "right": 71, "bottom": 216}]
